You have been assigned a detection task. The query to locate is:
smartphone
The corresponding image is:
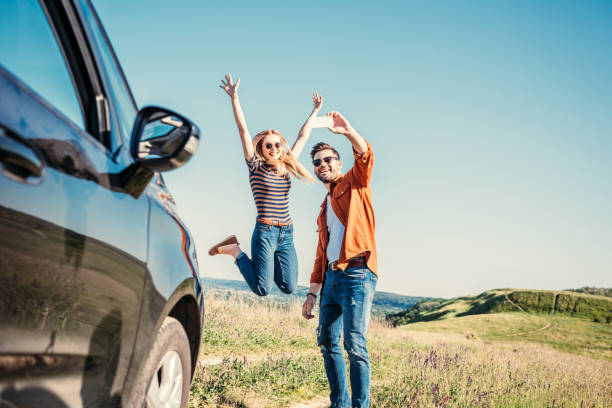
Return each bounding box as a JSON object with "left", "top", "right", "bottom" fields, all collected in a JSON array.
[{"left": 310, "top": 116, "right": 334, "bottom": 129}]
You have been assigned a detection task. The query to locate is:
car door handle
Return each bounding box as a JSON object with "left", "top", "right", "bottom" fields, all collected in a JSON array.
[{"left": 0, "top": 126, "right": 44, "bottom": 182}]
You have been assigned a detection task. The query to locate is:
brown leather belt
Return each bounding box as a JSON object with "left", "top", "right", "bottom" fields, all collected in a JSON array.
[
  {"left": 257, "top": 218, "right": 293, "bottom": 227},
  {"left": 329, "top": 255, "right": 367, "bottom": 272}
]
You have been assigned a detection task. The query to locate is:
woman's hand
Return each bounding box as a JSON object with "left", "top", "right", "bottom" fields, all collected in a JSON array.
[
  {"left": 292, "top": 92, "right": 324, "bottom": 158},
  {"left": 219, "top": 73, "right": 240, "bottom": 98},
  {"left": 220, "top": 73, "right": 252, "bottom": 159},
  {"left": 313, "top": 92, "right": 322, "bottom": 111}
]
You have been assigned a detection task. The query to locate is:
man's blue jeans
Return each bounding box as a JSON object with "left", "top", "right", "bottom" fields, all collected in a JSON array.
[
  {"left": 235, "top": 221, "right": 298, "bottom": 296},
  {"left": 317, "top": 266, "right": 377, "bottom": 408}
]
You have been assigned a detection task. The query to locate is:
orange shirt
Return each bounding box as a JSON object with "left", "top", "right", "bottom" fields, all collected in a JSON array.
[{"left": 310, "top": 139, "right": 377, "bottom": 284}]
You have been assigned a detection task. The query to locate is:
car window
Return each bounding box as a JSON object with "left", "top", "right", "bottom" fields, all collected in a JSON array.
[
  {"left": 0, "top": 0, "right": 85, "bottom": 130},
  {"left": 78, "top": 0, "right": 137, "bottom": 144}
]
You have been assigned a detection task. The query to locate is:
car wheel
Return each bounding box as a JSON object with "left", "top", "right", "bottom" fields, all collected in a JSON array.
[{"left": 132, "top": 316, "right": 191, "bottom": 408}]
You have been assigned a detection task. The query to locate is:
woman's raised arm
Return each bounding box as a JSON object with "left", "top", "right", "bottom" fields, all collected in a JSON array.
[
  {"left": 220, "top": 73, "right": 254, "bottom": 160},
  {"left": 291, "top": 92, "right": 322, "bottom": 158}
]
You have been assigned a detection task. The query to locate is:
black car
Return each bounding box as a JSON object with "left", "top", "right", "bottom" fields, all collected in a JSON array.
[{"left": 0, "top": 1, "right": 203, "bottom": 407}]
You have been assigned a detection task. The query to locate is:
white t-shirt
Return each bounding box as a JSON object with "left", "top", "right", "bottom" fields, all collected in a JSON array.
[{"left": 326, "top": 195, "right": 345, "bottom": 264}]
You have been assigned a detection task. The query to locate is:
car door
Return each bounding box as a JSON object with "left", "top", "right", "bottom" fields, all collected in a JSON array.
[{"left": 0, "top": 1, "right": 147, "bottom": 406}]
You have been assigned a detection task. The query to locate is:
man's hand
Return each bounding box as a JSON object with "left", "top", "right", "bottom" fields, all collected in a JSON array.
[
  {"left": 325, "top": 111, "right": 367, "bottom": 154},
  {"left": 302, "top": 296, "right": 315, "bottom": 319},
  {"left": 326, "top": 111, "right": 353, "bottom": 136}
]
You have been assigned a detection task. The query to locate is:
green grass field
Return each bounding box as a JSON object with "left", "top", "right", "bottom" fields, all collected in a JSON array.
[
  {"left": 190, "top": 291, "right": 612, "bottom": 407},
  {"left": 400, "top": 312, "right": 612, "bottom": 360}
]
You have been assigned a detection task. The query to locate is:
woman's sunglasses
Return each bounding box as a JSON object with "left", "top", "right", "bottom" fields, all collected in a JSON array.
[
  {"left": 312, "top": 156, "right": 338, "bottom": 167},
  {"left": 265, "top": 142, "right": 282, "bottom": 150}
]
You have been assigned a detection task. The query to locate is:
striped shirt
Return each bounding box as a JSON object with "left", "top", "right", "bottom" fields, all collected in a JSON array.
[{"left": 246, "top": 156, "right": 292, "bottom": 223}]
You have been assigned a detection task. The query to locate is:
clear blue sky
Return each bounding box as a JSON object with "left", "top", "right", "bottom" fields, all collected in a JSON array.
[{"left": 96, "top": 0, "right": 612, "bottom": 298}]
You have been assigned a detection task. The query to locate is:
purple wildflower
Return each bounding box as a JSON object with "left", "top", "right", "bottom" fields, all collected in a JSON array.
[
  {"left": 407, "top": 390, "right": 419, "bottom": 408},
  {"left": 431, "top": 383, "right": 439, "bottom": 396}
]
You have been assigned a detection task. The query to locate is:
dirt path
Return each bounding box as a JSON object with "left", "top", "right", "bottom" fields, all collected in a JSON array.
[
  {"left": 287, "top": 395, "right": 329, "bottom": 408},
  {"left": 505, "top": 293, "right": 527, "bottom": 313},
  {"left": 535, "top": 321, "right": 552, "bottom": 332},
  {"left": 503, "top": 292, "right": 556, "bottom": 337},
  {"left": 506, "top": 318, "right": 553, "bottom": 337},
  {"left": 199, "top": 350, "right": 320, "bottom": 366},
  {"left": 199, "top": 354, "right": 268, "bottom": 366}
]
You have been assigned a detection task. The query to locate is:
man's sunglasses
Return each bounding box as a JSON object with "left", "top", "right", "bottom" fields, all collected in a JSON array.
[
  {"left": 265, "top": 142, "right": 282, "bottom": 150},
  {"left": 312, "top": 156, "right": 338, "bottom": 167}
]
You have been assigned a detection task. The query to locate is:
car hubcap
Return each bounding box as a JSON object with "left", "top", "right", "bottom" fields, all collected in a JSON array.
[{"left": 146, "top": 350, "right": 183, "bottom": 408}]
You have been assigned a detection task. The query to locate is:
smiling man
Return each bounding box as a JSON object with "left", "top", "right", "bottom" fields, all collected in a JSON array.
[{"left": 301, "top": 111, "right": 378, "bottom": 408}]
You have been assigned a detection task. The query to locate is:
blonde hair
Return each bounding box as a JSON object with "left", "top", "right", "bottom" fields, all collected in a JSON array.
[{"left": 253, "top": 130, "right": 314, "bottom": 183}]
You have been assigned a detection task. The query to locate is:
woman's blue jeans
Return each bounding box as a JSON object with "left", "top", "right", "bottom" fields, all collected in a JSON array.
[
  {"left": 235, "top": 221, "right": 298, "bottom": 296},
  {"left": 317, "top": 267, "right": 377, "bottom": 408}
]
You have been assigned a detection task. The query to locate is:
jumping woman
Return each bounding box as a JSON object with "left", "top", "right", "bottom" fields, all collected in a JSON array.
[{"left": 209, "top": 73, "right": 320, "bottom": 296}]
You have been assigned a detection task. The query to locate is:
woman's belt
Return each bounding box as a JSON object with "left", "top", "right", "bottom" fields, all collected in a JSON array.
[{"left": 257, "top": 217, "right": 293, "bottom": 227}]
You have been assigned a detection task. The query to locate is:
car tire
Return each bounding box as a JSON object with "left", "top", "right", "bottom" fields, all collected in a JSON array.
[{"left": 130, "top": 316, "right": 192, "bottom": 408}]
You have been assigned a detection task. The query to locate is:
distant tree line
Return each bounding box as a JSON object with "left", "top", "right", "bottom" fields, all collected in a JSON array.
[{"left": 566, "top": 287, "right": 612, "bottom": 298}]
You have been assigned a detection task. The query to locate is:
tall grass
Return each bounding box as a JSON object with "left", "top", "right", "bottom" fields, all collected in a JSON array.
[
  {"left": 200, "top": 291, "right": 316, "bottom": 356},
  {"left": 369, "top": 341, "right": 611, "bottom": 407}
]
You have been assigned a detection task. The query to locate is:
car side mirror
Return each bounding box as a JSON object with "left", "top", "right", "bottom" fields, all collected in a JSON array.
[{"left": 131, "top": 106, "right": 200, "bottom": 172}]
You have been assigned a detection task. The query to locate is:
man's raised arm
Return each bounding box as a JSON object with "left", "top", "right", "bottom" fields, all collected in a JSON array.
[{"left": 325, "top": 111, "right": 367, "bottom": 154}]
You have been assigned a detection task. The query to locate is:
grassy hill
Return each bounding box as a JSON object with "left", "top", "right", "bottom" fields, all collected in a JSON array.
[
  {"left": 387, "top": 288, "right": 612, "bottom": 326},
  {"left": 201, "top": 277, "right": 428, "bottom": 316}
]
